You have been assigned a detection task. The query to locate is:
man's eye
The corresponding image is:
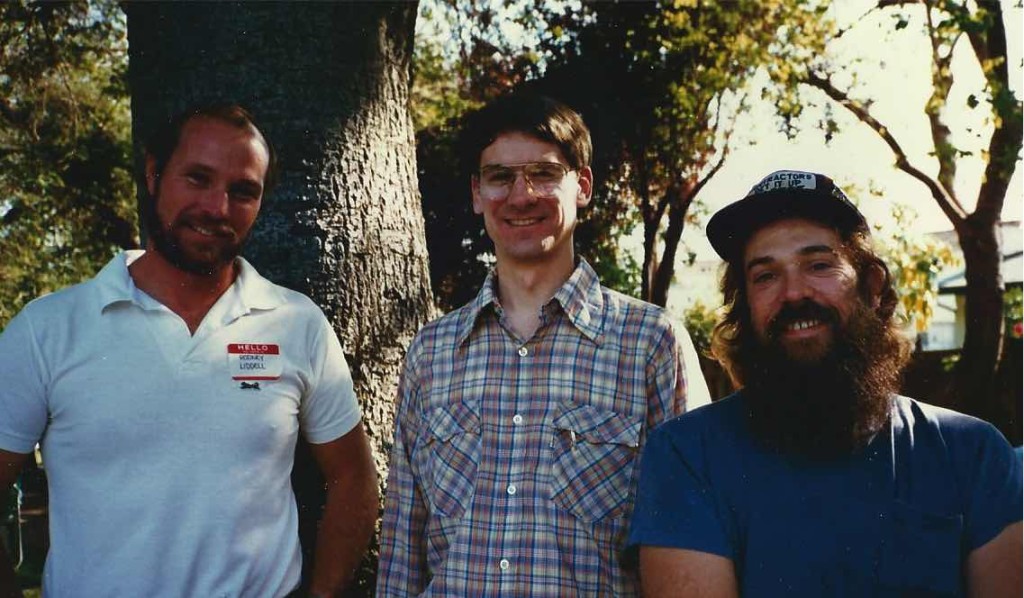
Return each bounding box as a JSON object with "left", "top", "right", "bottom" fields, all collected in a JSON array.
[
  {"left": 482, "top": 169, "right": 514, "bottom": 185},
  {"left": 527, "top": 165, "right": 563, "bottom": 183},
  {"left": 185, "top": 172, "right": 209, "bottom": 186},
  {"left": 809, "top": 261, "right": 833, "bottom": 271},
  {"left": 230, "top": 186, "right": 261, "bottom": 201},
  {"left": 751, "top": 271, "right": 774, "bottom": 284}
]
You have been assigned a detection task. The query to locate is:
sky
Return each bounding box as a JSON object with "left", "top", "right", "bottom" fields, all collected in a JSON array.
[
  {"left": 415, "top": 0, "right": 1023, "bottom": 310},
  {"left": 680, "top": 0, "right": 1024, "bottom": 263}
]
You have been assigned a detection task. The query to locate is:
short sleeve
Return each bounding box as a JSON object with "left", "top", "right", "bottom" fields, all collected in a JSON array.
[
  {"left": 299, "top": 310, "right": 361, "bottom": 444},
  {"left": 961, "top": 422, "right": 1022, "bottom": 551},
  {"left": 627, "top": 421, "right": 732, "bottom": 559},
  {"left": 0, "top": 309, "right": 50, "bottom": 453}
]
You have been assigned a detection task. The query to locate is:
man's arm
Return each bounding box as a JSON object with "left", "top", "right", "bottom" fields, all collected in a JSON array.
[
  {"left": 306, "top": 423, "right": 378, "bottom": 597},
  {"left": 640, "top": 547, "right": 738, "bottom": 598},
  {"left": 0, "top": 449, "right": 29, "bottom": 598},
  {"left": 966, "top": 522, "right": 1022, "bottom": 598}
]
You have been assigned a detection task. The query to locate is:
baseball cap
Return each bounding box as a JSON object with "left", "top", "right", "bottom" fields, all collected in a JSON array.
[{"left": 706, "top": 170, "right": 868, "bottom": 262}]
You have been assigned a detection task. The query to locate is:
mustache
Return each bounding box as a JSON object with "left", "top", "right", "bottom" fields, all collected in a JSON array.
[
  {"left": 172, "top": 214, "right": 236, "bottom": 239},
  {"left": 767, "top": 299, "right": 840, "bottom": 339}
]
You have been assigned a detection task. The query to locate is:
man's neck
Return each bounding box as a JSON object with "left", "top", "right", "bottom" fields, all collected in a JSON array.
[
  {"left": 494, "top": 252, "right": 576, "bottom": 340},
  {"left": 128, "top": 247, "right": 237, "bottom": 335}
]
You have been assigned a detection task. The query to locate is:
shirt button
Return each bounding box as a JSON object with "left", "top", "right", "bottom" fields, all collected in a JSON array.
[
  {"left": 507, "top": 484, "right": 517, "bottom": 495},
  {"left": 517, "top": 346, "right": 528, "bottom": 357},
  {"left": 512, "top": 414, "right": 523, "bottom": 425},
  {"left": 499, "top": 559, "right": 510, "bottom": 571}
]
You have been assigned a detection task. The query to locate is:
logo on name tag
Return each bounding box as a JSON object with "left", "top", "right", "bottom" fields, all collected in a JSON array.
[{"left": 228, "top": 343, "right": 282, "bottom": 381}]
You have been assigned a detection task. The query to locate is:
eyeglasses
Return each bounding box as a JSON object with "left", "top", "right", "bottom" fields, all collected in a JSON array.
[{"left": 477, "top": 162, "right": 573, "bottom": 201}]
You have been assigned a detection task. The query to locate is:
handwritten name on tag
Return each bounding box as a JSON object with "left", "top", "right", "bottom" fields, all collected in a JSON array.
[{"left": 228, "top": 343, "right": 282, "bottom": 380}]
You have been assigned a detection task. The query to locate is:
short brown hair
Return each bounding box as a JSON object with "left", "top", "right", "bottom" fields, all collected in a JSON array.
[
  {"left": 458, "top": 93, "right": 592, "bottom": 177},
  {"left": 145, "top": 102, "right": 278, "bottom": 196}
]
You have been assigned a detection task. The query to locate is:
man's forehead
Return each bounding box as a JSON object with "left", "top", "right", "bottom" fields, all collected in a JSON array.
[
  {"left": 174, "top": 117, "right": 269, "bottom": 171},
  {"left": 480, "top": 131, "right": 566, "bottom": 164},
  {"left": 743, "top": 218, "right": 843, "bottom": 263}
]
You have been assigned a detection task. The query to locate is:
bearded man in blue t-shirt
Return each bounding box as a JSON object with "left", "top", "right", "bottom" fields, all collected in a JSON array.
[{"left": 629, "top": 170, "right": 1022, "bottom": 597}]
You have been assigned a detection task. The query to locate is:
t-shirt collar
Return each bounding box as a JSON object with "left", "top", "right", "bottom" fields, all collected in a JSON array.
[{"left": 94, "top": 250, "right": 286, "bottom": 316}]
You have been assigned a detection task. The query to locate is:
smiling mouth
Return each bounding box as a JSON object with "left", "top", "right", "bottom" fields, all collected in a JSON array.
[
  {"left": 506, "top": 217, "right": 543, "bottom": 227},
  {"left": 184, "top": 222, "right": 232, "bottom": 238},
  {"left": 786, "top": 319, "right": 823, "bottom": 332}
]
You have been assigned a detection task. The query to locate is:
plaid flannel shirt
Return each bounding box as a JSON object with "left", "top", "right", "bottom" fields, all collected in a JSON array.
[{"left": 377, "top": 260, "right": 697, "bottom": 596}]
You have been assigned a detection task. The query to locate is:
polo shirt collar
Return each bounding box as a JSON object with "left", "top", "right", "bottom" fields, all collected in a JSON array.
[
  {"left": 94, "top": 251, "right": 287, "bottom": 315},
  {"left": 455, "top": 259, "right": 605, "bottom": 346}
]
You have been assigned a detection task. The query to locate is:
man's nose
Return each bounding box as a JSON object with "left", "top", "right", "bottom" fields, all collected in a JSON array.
[
  {"left": 506, "top": 172, "right": 538, "bottom": 205},
  {"left": 197, "top": 188, "right": 230, "bottom": 218},
  {"left": 781, "top": 272, "right": 812, "bottom": 302}
]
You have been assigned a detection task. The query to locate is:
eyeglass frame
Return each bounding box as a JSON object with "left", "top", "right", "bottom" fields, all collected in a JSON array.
[{"left": 474, "top": 161, "right": 578, "bottom": 202}]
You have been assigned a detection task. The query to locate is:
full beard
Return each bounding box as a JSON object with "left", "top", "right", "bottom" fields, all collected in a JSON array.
[
  {"left": 739, "top": 300, "right": 910, "bottom": 459},
  {"left": 144, "top": 197, "right": 246, "bottom": 276}
]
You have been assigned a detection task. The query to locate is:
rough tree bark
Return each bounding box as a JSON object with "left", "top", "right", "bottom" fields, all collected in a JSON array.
[{"left": 124, "top": 2, "right": 433, "bottom": 593}]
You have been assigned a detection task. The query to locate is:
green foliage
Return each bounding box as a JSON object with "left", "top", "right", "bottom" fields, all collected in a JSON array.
[
  {"left": 413, "top": 1, "right": 585, "bottom": 308},
  {"left": 876, "top": 204, "right": 960, "bottom": 332},
  {"left": 0, "top": 0, "right": 136, "bottom": 328},
  {"left": 1004, "top": 286, "right": 1022, "bottom": 339},
  {"left": 415, "top": 0, "right": 835, "bottom": 306},
  {"left": 682, "top": 300, "right": 720, "bottom": 356}
]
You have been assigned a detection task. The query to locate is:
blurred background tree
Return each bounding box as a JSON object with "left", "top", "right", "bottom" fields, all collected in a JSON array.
[{"left": 0, "top": 0, "right": 136, "bottom": 327}]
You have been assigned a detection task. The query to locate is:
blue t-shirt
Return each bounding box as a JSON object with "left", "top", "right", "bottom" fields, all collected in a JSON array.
[{"left": 628, "top": 394, "right": 1022, "bottom": 596}]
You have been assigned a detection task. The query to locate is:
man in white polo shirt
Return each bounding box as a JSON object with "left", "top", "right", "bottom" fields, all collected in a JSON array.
[{"left": 0, "top": 104, "right": 377, "bottom": 597}]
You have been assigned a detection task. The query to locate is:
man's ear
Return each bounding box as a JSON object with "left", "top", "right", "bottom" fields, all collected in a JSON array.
[
  {"left": 144, "top": 154, "right": 158, "bottom": 197},
  {"left": 576, "top": 166, "right": 593, "bottom": 208},
  {"left": 864, "top": 262, "right": 886, "bottom": 308}
]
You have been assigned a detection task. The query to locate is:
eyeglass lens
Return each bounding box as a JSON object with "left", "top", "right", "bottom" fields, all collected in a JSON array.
[{"left": 479, "top": 163, "right": 569, "bottom": 199}]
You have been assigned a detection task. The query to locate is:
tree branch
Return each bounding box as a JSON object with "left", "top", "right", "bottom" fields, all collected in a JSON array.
[
  {"left": 923, "top": 0, "right": 957, "bottom": 192},
  {"left": 803, "top": 72, "right": 967, "bottom": 224}
]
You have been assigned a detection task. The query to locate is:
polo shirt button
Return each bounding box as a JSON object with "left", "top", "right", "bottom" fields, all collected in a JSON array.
[
  {"left": 512, "top": 414, "right": 523, "bottom": 425},
  {"left": 507, "top": 484, "right": 517, "bottom": 495},
  {"left": 499, "top": 558, "right": 510, "bottom": 571},
  {"left": 517, "top": 346, "right": 528, "bottom": 357}
]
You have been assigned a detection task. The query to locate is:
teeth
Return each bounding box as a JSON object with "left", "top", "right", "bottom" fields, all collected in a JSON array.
[
  {"left": 508, "top": 218, "right": 540, "bottom": 226},
  {"left": 191, "top": 224, "right": 214, "bottom": 236},
  {"left": 788, "top": 319, "right": 820, "bottom": 331}
]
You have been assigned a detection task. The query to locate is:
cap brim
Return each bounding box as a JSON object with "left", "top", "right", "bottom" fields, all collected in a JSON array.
[{"left": 706, "top": 189, "right": 867, "bottom": 262}]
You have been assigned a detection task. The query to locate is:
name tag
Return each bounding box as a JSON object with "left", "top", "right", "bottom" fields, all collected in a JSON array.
[{"left": 228, "top": 343, "right": 282, "bottom": 380}]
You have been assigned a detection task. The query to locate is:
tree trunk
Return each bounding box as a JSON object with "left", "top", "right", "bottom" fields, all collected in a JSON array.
[
  {"left": 951, "top": 213, "right": 1004, "bottom": 427},
  {"left": 641, "top": 212, "right": 659, "bottom": 304},
  {"left": 125, "top": 3, "right": 433, "bottom": 593}
]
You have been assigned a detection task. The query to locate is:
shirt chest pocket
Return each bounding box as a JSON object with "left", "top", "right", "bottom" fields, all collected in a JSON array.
[
  {"left": 417, "top": 402, "right": 481, "bottom": 519},
  {"left": 549, "top": 402, "right": 642, "bottom": 522},
  {"left": 877, "top": 501, "right": 964, "bottom": 596}
]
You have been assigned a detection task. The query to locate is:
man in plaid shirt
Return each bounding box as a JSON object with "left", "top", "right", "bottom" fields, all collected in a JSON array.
[{"left": 377, "top": 93, "right": 710, "bottom": 596}]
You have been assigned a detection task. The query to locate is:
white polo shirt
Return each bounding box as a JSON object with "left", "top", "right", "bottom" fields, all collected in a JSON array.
[{"left": 0, "top": 251, "right": 361, "bottom": 597}]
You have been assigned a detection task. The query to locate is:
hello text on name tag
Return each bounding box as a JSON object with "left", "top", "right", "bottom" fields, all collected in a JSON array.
[{"left": 228, "top": 343, "right": 282, "bottom": 380}]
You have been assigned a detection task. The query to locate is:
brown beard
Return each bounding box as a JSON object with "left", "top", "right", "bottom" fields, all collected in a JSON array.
[
  {"left": 738, "top": 300, "right": 911, "bottom": 459},
  {"left": 144, "top": 192, "right": 247, "bottom": 276}
]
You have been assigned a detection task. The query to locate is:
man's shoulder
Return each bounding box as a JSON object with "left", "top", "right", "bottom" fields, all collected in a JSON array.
[
  {"left": 657, "top": 394, "right": 743, "bottom": 438},
  {"left": 596, "top": 285, "right": 680, "bottom": 337},
  {"left": 13, "top": 276, "right": 99, "bottom": 323},
  {"left": 599, "top": 285, "right": 665, "bottom": 317},
  {"left": 894, "top": 395, "right": 1007, "bottom": 442},
  {"left": 408, "top": 302, "right": 476, "bottom": 350},
  {"left": 261, "top": 281, "right": 322, "bottom": 314}
]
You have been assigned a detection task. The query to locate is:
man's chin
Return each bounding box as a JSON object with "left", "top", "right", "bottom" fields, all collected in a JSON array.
[
  {"left": 152, "top": 235, "right": 241, "bottom": 276},
  {"left": 773, "top": 335, "right": 834, "bottom": 365}
]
